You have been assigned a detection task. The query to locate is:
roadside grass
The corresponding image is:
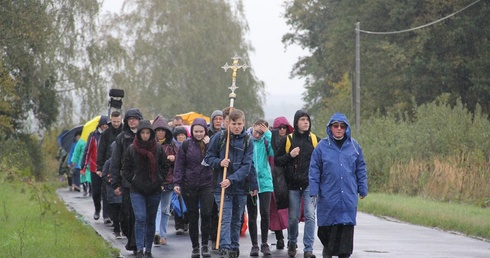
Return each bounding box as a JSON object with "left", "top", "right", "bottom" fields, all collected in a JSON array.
[
  {"left": 0, "top": 181, "right": 119, "bottom": 258},
  {"left": 359, "top": 192, "right": 490, "bottom": 241}
]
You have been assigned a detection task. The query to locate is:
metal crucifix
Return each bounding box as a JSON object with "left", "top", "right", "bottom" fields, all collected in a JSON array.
[
  {"left": 221, "top": 54, "right": 249, "bottom": 107},
  {"left": 215, "top": 54, "right": 249, "bottom": 250}
]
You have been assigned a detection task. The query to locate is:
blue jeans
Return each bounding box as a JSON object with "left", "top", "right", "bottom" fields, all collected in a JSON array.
[
  {"left": 155, "top": 190, "right": 173, "bottom": 237},
  {"left": 288, "top": 187, "right": 316, "bottom": 252},
  {"left": 130, "top": 192, "right": 161, "bottom": 251},
  {"left": 214, "top": 194, "right": 247, "bottom": 251}
]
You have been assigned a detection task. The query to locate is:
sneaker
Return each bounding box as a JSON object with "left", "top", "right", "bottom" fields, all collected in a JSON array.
[
  {"left": 219, "top": 249, "right": 229, "bottom": 258},
  {"left": 114, "top": 232, "right": 123, "bottom": 239},
  {"left": 228, "top": 250, "right": 237, "bottom": 258},
  {"left": 303, "top": 251, "right": 316, "bottom": 258},
  {"left": 250, "top": 246, "right": 259, "bottom": 256},
  {"left": 93, "top": 211, "right": 100, "bottom": 220},
  {"left": 192, "top": 247, "right": 200, "bottom": 258},
  {"left": 145, "top": 251, "right": 153, "bottom": 258},
  {"left": 261, "top": 243, "right": 272, "bottom": 255},
  {"left": 232, "top": 248, "right": 240, "bottom": 257},
  {"left": 153, "top": 234, "right": 161, "bottom": 245},
  {"left": 276, "top": 239, "right": 285, "bottom": 249},
  {"left": 288, "top": 243, "right": 297, "bottom": 257},
  {"left": 159, "top": 237, "right": 167, "bottom": 245},
  {"left": 176, "top": 228, "right": 185, "bottom": 235},
  {"left": 103, "top": 217, "right": 112, "bottom": 224},
  {"left": 201, "top": 245, "right": 211, "bottom": 258},
  {"left": 211, "top": 240, "right": 218, "bottom": 250}
]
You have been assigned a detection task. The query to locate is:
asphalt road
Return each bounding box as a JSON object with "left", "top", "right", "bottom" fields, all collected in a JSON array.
[{"left": 57, "top": 187, "right": 490, "bottom": 258}]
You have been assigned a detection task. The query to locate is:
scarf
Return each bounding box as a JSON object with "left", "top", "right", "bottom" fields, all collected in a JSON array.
[{"left": 132, "top": 136, "right": 158, "bottom": 182}]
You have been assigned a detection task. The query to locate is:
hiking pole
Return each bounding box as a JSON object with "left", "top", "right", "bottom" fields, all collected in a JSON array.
[{"left": 215, "top": 54, "right": 248, "bottom": 250}]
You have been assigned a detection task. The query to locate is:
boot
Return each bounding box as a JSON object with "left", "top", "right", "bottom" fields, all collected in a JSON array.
[
  {"left": 288, "top": 243, "right": 297, "bottom": 257},
  {"left": 201, "top": 245, "right": 211, "bottom": 258}
]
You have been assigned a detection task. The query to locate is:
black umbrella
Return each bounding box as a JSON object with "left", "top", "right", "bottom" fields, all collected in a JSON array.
[{"left": 59, "top": 125, "right": 83, "bottom": 153}]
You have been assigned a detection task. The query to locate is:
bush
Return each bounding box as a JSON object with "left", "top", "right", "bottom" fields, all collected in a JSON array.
[{"left": 358, "top": 95, "right": 490, "bottom": 205}]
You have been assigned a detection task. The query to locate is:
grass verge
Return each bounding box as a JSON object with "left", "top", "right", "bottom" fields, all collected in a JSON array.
[
  {"left": 0, "top": 181, "right": 119, "bottom": 258},
  {"left": 359, "top": 192, "right": 490, "bottom": 241}
]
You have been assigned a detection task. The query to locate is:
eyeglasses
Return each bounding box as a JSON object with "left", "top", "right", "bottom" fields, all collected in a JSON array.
[
  {"left": 278, "top": 125, "right": 288, "bottom": 130},
  {"left": 331, "top": 123, "right": 347, "bottom": 129},
  {"left": 254, "top": 130, "right": 264, "bottom": 136}
]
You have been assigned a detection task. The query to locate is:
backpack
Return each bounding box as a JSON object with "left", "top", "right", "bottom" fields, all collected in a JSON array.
[{"left": 284, "top": 132, "right": 318, "bottom": 153}]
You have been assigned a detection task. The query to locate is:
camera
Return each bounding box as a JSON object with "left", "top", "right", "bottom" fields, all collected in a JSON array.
[{"left": 109, "top": 89, "right": 124, "bottom": 109}]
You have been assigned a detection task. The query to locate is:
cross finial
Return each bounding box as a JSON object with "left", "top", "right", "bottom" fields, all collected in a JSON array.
[{"left": 222, "top": 54, "right": 249, "bottom": 97}]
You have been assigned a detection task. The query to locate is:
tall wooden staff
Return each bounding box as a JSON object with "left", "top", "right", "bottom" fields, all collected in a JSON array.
[{"left": 215, "top": 54, "right": 249, "bottom": 250}]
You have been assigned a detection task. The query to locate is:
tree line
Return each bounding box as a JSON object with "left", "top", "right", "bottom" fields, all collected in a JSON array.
[
  {"left": 0, "top": 0, "right": 264, "bottom": 137},
  {"left": 282, "top": 0, "right": 490, "bottom": 130}
]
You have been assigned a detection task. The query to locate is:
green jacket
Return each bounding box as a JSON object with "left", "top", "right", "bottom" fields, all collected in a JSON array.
[{"left": 252, "top": 130, "right": 274, "bottom": 193}]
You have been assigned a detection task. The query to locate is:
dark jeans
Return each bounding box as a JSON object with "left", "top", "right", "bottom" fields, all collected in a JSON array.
[
  {"left": 109, "top": 203, "right": 122, "bottom": 233},
  {"left": 182, "top": 187, "right": 214, "bottom": 248},
  {"left": 247, "top": 192, "right": 272, "bottom": 245},
  {"left": 91, "top": 172, "right": 102, "bottom": 213},
  {"left": 130, "top": 192, "right": 160, "bottom": 252}
]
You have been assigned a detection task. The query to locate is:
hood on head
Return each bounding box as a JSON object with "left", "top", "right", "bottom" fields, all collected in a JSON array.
[
  {"left": 136, "top": 120, "right": 155, "bottom": 141},
  {"left": 293, "top": 110, "right": 311, "bottom": 132},
  {"left": 123, "top": 108, "right": 143, "bottom": 131},
  {"left": 152, "top": 115, "right": 173, "bottom": 140},
  {"left": 191, "top": 118, "right": 208, "bottom": 138},
  {"left": 273, "top": 116, "right": 294, "bottom": 134},
  {"left": 97, "top": 116, "right": 109, "bottom": 128},
  {"left": 326, "top": 112, "right": 351, "bottom": 138},
  {"left": 173, "top": 126, "right": 188, "bottom": 140}
]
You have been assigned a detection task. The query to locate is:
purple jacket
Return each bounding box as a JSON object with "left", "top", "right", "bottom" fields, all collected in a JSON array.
[{"left": 173, "top": 118, "right": 213, "bottom": 190}]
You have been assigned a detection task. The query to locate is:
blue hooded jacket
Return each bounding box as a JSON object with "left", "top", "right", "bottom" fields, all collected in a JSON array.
[
  {"left": 204, "top": 126, "right": 254, "bottom": 195},
  {"left": 309, "top": 112, "right": 368, "bottom": 226}
]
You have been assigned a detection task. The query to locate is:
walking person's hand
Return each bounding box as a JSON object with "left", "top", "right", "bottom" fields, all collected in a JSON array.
[
  {"left": 114, "top": 187, "right": 122, "bottom": 196},
  {"left": 290, "top": 147, "right": 300, "bottom": 158},
  {"left": 174, "top": 186, "right": 181, "bottom": 195}
]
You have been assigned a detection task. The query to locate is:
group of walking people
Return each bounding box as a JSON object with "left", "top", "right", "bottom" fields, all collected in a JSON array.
[{"left": 62, "top": 106, "right": 368, "bottom": 258}]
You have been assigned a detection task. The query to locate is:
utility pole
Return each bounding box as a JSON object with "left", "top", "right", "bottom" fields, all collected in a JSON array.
[{"left": 355, "top": 21, "right": 361, "bottom": 135}]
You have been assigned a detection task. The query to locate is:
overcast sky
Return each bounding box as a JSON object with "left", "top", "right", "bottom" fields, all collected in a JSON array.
[{"left": 102, "top": 0, "right": 308, "bottom": 123}]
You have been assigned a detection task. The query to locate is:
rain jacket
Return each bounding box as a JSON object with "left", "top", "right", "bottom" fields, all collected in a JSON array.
[
  {"left": 309, "top": 112, "right": 368, "bottom": 226},
  {"left": 204, "top": 127, "right": 254, "bottom": 195},
  {"left": 122, "top": 120, "right": 169, "bottom": 195},
  {"left": 97, "top": 121, "right": 123, "bottom": 172},
  {"left": 173, "top": 118, "right": 213, "bottom": 190},
  {"left": 274, "top": 110, "right": 320, "bottom": 190},
  {"left": 249, "top": 128, "right": 274, "bottom": 193},
  {"left": 110, "top": 108, "right": 144, "bottom": 189},
  {"left": 81, "top": 116, "right": 108, "bottom": 172},
  {"left": 152, "top": 116, "right": 179, "bottom": 187}
]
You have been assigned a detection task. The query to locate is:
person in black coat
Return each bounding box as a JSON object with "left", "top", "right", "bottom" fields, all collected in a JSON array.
[{"left": 122, "top": 119, "right": 169, "bottom": 258}]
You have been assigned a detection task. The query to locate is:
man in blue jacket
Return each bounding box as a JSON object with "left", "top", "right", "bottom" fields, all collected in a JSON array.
[
  {"left": 204, "top": 109, "right": 254, "bottom": 258},
  {"left": 309, "top": 112, "right": 368, "bottom": 258}
]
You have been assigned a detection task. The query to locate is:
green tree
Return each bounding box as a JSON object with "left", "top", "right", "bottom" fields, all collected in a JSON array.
[
  {"left": 283, "top": 0, "right": 490, "bottom": 122},
  {"left": 0, "top": 0, "right": 101, "bottom": 131},
  {"left": 98, "top": 0, "right": 264, "bottom": 121}
]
